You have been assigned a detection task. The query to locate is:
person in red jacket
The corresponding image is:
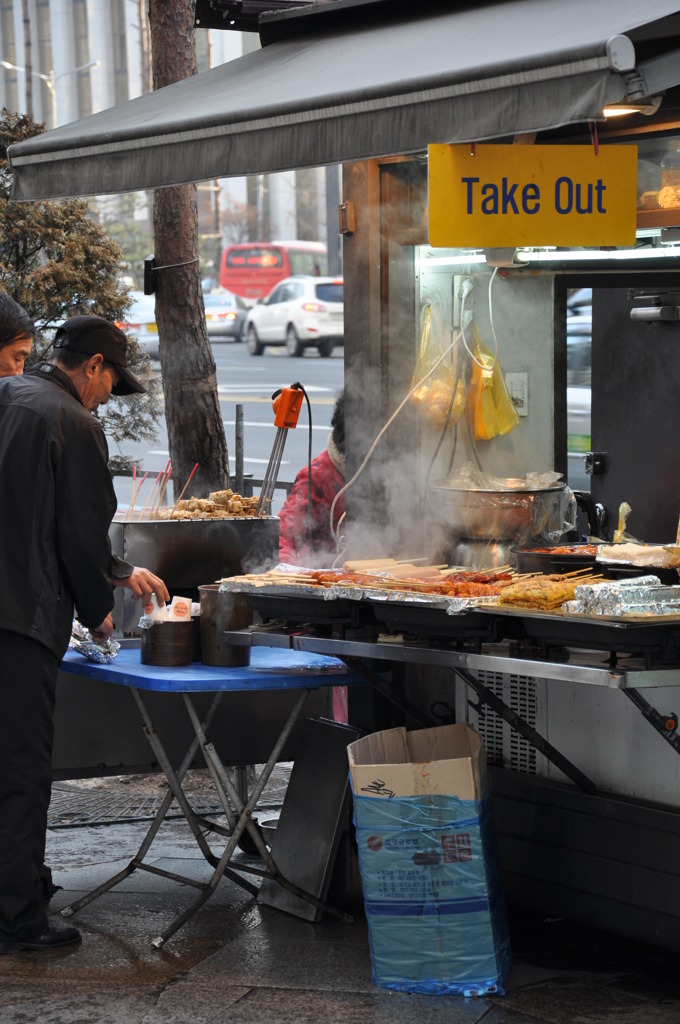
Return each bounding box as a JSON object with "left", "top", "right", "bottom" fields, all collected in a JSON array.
[{"left": 278, "top": 389, "right": 345, "bottom": 567}]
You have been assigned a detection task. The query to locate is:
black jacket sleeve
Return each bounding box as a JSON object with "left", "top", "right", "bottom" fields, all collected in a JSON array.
[{"left": 55, "top": 421, "right": 117, "bottom": 630}]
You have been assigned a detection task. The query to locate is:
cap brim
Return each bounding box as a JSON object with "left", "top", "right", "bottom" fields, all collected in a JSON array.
[{"left": 111, "top": 364, "right": 146, "bottom": 396}]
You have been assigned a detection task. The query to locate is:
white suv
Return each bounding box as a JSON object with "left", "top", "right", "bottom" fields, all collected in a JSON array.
[{"left": 245, "top": 275, "right": 344, "bottom": 357}]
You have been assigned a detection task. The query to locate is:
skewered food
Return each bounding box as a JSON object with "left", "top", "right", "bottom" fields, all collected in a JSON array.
[
  {"left": 219, "top": 564, "right": 517, "bottom": 598},
  {"left": 152, "top": 489, "right": 262, "bottom": 519}
]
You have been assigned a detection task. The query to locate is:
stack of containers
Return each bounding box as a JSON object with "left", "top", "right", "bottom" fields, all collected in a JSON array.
[{"left": 347, "top": 723, "right": 511, "bottom": 996}]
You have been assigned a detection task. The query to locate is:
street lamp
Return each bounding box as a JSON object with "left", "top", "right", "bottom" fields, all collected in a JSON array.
[{"left": 1, "top": 58, "right": 100, "bottom": 127}]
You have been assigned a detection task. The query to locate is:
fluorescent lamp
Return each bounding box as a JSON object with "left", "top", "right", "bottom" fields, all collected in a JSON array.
[
  {"left": 417, "top": 253, "right": 486, "bottom": 267},
  {"left": 602, "top": 96, "right": 663, "bottom": 118},
  {"left": 515, "top": 247, "right": 680, "bottom": 263}
]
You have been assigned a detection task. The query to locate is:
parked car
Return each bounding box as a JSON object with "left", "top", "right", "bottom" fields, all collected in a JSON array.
[
  {"left": 244, "top": 275, "right": 344, "bottom": 357},
  {"left": 115, "top": 291, "right": 159, "bottom": 359},
  {"left": 203, "top": 289, "right": 248, "bottom": 341}
]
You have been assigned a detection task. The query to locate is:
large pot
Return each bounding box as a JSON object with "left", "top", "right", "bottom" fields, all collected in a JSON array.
[{"left": 430, "top": 479, "right": 572, "bottom": 545}]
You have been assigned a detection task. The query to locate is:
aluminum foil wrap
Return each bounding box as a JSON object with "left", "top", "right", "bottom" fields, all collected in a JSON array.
[
  {"left": 69, "top": 620, "right": 120, "bottom": 663},
  {"left": 568, "top": 577, "right": 680, "bottom": 617}
]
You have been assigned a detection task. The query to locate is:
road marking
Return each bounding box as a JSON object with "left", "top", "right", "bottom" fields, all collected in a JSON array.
[
  {"left": 217, "top": 384, "right": 332, "bottom": 394},
  {"left": 147, "top": 449, "right": 290, "bottom": 466},
  {"left": 222, "top": 420, "right": 330, "bottom": 430}
]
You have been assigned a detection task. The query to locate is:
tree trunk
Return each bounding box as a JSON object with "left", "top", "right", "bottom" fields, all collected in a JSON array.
[{"left": 149, "top": 0, "right": 229, "bottom": 500}]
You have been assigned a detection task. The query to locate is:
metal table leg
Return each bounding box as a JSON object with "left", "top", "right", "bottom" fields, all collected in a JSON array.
[
  {"left": 62, "top": 688, "right": 228, "bottom": 918},
  {"left": 151, "top": 688, "right": 352, "bottom": 947}
]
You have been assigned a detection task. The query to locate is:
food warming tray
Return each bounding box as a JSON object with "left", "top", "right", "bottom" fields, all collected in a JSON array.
[
  {"left": 367, "top": 596, "right": 505, "bottom": 642},
  {"left": 476, "top": 603, "right": 680, "bottom": 658},
  {"left": 242, "top": 587, "right": 375, "bottom": 629}
]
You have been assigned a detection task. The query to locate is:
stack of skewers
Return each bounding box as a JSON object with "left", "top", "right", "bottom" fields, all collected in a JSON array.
[{"left": 219, "top": 559, "right": 605, "bottom": 610}]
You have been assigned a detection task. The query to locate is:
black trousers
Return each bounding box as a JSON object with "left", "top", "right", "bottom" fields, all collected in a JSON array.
[{"left": 0, "top": 630, "right": 57, "bottom": 939}]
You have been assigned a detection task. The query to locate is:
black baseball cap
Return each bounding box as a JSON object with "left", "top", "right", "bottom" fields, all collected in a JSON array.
[{"left": 53, "top": 315, "right": 146, "bottom": 396}]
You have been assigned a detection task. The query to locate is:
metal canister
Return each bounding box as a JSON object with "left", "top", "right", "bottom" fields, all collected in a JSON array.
[
  {"left": 140, "top": 621, "right": 194, "bottom": 666},
  {"left": 199, "top": 584, "right": 252, "bottom": 667}
]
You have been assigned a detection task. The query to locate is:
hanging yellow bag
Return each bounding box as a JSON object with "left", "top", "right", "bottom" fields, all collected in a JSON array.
[{"left": 467, "top": 336, "right": 520, "bottom": 441}]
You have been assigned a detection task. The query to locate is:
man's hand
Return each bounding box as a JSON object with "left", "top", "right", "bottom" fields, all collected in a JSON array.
[
  {"left": 90, "top": 613, "right": 114, "bottom": 644},
  {"left": 112, "top": 566, "right": 169, "bottom": 606}
]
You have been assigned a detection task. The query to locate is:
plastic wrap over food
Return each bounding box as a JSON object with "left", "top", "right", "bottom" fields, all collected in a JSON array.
[
  {"left": 568, "top": 578, "right": 680, "bottom": 616},
  {"left": 596, "top": 543, "right": 680, "bottom": 569},
  {"left": 69, "top": 620, "right": 120, "bottom": 663},
  {"left": 533, "top": 485, "right": 576, "bottom": 544},
  {"left": 442, "top": 463, "right": 562, "bottom": 491}
]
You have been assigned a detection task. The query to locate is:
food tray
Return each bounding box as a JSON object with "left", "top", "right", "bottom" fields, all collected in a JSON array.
[
  {"left": 369, "top": 600, "right": 504, "bottom": 642},
  {"left": 475, "top": 603, "right": 680, "bottom": 656},
  {"left": 332, "top": 586, "right": 452, "bottom": 608},
  {"left": 243, "top": 591, "right": 374, "bottom": 629}
]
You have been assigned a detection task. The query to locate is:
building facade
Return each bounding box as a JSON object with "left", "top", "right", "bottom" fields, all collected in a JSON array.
[{"left": 0, "top": 1, "right": 337, "bottom": 267}]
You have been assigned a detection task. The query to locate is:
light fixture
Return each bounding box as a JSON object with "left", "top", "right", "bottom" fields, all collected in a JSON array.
[
  {"left": 602, "top": 95, "right": 663, "bottom": 118},
  {"left": 417, "top": 252, "right": 486, "bottom": 267},
  {"left": 514, "top": 246, "right": 680, "bottom": 264}
]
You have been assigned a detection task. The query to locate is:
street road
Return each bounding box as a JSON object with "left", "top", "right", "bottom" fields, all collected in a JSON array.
[{"left": 110, "top": 340, "right": 344, "bottom": 515}]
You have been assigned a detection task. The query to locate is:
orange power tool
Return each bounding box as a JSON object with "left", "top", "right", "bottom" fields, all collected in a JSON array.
[{"left": 256, "top": 384, "right": 305, "bottom": 514}]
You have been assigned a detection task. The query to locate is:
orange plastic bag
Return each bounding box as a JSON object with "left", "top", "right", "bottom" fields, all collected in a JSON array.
[{"left": 409, "top": 306, "right": 466, "bottom": 430}]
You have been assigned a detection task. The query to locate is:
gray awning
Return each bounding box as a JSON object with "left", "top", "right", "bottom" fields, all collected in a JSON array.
[{"left": 8, "top": 0, "right": 680, "bottom": 201}]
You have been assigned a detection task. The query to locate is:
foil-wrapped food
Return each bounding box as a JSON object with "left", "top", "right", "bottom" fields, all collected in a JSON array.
[
  {"left": 566, "top": 577, "right": 680, "bottom": 617},
  {"left": 69, "top": 620, "right": 120, "bottom": 663}
]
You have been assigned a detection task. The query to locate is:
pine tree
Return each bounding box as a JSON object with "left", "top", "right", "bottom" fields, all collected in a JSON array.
[{"left": 0, "top": 107, "right": 163, "bottom": 468}]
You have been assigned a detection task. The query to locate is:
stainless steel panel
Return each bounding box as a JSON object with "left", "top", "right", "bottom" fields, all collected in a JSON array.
[{"left": 109, "top": 516, "right": 279, "bottom": 635}]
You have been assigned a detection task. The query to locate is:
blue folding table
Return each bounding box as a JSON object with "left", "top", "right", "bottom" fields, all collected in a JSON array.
[{"left": 58, "top": 645, "right": 365, "bottom": 946}]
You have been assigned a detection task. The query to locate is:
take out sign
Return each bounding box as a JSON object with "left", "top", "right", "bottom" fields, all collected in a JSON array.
[{"left": 428, "top": 143, "right": 638, "bottom": 248}]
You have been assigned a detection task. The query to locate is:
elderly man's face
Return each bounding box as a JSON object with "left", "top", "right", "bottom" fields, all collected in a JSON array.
[{"left": 0, "top": 335, "right": 33, "bottom": 376}]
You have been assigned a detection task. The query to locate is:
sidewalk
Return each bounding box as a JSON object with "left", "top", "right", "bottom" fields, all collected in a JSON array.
[{"left": 1, "top": 780, "right": 679, "bottom": 1024}]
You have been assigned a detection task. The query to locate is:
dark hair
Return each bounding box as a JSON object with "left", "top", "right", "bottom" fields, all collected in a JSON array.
[
  {"left": 331, "top": 389, "right": 345, "bottom": 454},
  {"left": 52, "top": 347, "right": 92, "bottom": 371},
  {"left": 0, "top": 291, "right": 35, "bottom": 350}
]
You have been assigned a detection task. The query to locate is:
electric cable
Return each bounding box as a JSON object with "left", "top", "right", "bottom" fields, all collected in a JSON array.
[{"left": 329, "top": 329, "right": 461, "bottom": 543}]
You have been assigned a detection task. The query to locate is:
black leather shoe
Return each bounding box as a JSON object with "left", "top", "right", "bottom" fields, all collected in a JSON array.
[{"left": 0, "top": 923, "right": 81, "bottom": 954}]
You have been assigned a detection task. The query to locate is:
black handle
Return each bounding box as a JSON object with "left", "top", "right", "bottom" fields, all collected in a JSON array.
[{"left": 573, "top": 490, "right": 600, "bottom": 537}]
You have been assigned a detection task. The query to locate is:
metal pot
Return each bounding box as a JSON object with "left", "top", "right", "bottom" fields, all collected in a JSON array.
[
  {"left": 430, "top": 480, "right": 570, "bottom": 545},
  {"left": 511, "top": 543, "right": 601, "bottom": 575}
]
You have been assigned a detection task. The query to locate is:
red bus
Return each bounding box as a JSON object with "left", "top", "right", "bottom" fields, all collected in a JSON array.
[{"left": 218, "top": 240, "right": 328, "bottom": 300}]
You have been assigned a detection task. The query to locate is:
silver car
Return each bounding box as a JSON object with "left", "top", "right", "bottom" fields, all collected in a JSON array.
[
  {"left": 203, "top": 290, "right": 248, "bottom": 341},
  {"left": 115, "top": 291, "right": 159, "bottom": 359}
]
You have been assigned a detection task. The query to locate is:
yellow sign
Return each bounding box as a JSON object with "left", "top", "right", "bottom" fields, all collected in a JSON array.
[{"left": 428, "top": 143, "right": 638, "bottom": 248}]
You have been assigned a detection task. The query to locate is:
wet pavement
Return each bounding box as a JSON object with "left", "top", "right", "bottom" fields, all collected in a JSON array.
[{"left": 1, "top": 784, "right": 680, "bottom": 1023}]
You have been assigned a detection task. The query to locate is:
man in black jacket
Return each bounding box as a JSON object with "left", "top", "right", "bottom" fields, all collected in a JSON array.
[{"left": 0, "top": 315, "right": 150, "bottom": 954}]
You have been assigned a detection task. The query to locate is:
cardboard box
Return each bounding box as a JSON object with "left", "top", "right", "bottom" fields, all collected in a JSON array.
[
  {"left": 347, "top": 723, "right": 511, "bottom": 997},
  {"left": 348, "top": 723, "right": 487, "bottom": 801}
]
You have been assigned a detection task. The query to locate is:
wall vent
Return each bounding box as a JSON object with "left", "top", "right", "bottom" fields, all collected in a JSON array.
[{"left": 466, "top": 670, "right": 537, "bottom": 775}]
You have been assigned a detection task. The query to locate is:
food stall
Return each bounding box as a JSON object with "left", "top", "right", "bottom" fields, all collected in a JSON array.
[{"left": 9, "top": 0, "right": 680, "bottom": 950}]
